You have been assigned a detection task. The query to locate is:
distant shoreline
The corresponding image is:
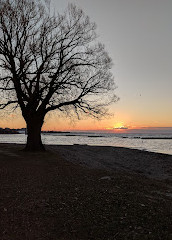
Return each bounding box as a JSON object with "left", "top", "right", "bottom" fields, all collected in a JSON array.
[{"left": 0, "top": 131, "right": 172, "bottom": 139}]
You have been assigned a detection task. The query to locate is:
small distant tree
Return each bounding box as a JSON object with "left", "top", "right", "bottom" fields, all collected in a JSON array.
[{"left": 0, "top": 0, "right": 118, "bottom": 151}]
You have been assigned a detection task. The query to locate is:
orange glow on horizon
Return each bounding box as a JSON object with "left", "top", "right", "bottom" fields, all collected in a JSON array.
[{"left": 0, "top": 110, "right": 172, "bottom": 131}]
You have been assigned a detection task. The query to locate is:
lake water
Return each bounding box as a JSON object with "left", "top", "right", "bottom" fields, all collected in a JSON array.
[{"left": 0, "top": 132, "right": 172, "bottom": 155}]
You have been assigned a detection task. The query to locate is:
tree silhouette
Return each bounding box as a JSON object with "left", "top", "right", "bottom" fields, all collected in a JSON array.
[{"left": 0, "top": 0, "right": 118, "bottom": 151}]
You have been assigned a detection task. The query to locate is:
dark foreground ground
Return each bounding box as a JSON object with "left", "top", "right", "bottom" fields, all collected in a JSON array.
[{"left": 0, "top": 143, "right": 172, "bottom": 240}]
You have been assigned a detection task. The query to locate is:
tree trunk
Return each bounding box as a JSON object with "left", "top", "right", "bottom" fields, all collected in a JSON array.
[{"left": 24, "top": 116, "right": 45, "bottom": 151}]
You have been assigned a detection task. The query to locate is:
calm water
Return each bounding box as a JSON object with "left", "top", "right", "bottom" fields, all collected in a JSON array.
[{"left": 0, "top": 132, "right": 172, "bottom": 155}]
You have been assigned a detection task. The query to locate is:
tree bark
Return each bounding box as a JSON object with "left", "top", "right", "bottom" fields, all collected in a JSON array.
[{"left": 24, "top": 115, "right": 45, "bottom": 151}]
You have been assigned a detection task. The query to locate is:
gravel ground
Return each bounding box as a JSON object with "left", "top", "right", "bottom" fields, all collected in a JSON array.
[
  {"left": 49, "top": 144, "right": 172, "bottom": 181},
  {"left": 0, "top": 143, "right": 172, "bottom": 240}
]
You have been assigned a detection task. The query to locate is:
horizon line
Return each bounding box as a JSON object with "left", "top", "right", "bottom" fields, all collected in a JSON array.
[{"left": 1, "top": 126, "right": 172, "bottom": 131}]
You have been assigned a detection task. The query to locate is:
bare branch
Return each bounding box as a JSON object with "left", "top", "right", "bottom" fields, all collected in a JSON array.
[
  {"left": 0, "top": 0, "right": 118, "bottom": 123},
  {"left": 0, "top": 100, "right": 18, "bottom": 109}
]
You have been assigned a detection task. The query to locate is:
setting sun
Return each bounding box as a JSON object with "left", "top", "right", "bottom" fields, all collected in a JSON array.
[{"left": 113, "top": 122, "right": 126, "bottom": 129}]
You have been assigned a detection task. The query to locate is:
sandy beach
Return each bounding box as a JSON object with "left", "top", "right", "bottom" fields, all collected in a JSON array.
[{"left": 0, "top": 143, "right": 172, "bottom": 239}]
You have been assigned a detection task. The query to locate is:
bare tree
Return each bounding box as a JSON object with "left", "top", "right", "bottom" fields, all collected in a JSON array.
[{"left": 0, "top": 0, "right": 118, "bottom": 151}]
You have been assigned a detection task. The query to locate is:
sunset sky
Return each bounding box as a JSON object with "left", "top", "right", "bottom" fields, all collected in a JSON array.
[{"left": 0, "top": 0, "right": 172, "bottom": 131}]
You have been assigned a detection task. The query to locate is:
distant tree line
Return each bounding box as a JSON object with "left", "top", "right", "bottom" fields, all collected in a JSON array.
[{"left": 0, "top": 128, "right": 19, "bottom": 134}]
